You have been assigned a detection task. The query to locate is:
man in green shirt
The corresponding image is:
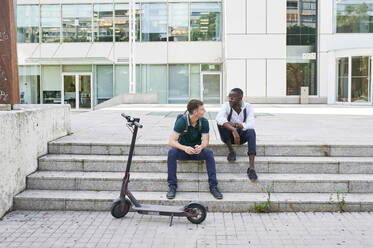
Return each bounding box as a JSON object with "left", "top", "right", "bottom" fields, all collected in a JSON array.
[{"left": 167, "top": 99, "right": 223, "bottom": 200}]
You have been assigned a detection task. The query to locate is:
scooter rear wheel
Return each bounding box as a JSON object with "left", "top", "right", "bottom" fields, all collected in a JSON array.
[
  {"left": 111, "top": 199, "right": 131, "bottom": 218},
  {"left": 186, "top": 203, "right": 207, "bottom": 224}
]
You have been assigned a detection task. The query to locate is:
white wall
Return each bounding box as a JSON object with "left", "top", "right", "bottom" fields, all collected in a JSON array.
[
  {"left": 225, "top": 60, "right": 246, "bottom": 97},
  {"left": 0, "top": 105, "right": 70, "bottom": 218},
  {"left": 225, "top": 0, "right": 287, "bottom": 101}
]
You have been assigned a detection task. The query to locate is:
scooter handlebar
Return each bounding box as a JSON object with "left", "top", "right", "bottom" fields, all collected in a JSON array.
[
  {"left": 121, "top": 113, "right": 143, "bottom": 128},
  {"left": 132, "top": 121, "right": 143, "bottom": 128},
  {"left": 121, "top": 113, "right": 131, "bottom": 121}
]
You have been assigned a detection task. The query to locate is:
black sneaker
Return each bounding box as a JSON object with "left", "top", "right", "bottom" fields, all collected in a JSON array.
[
  {"left": 247, "top": 168, "right": 258, "bottom": 181},
  {"left": 166, "top": 185, "right": 177, "bottom": 199},
  {"left": 210, "top": 186, "right": 223, "bottom": 199},
  {"left": 227, "top": 151, "right": 236, "bottom": 161}
]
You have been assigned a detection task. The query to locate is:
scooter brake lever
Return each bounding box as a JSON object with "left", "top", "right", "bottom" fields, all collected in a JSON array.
[{"left": 126, "top": 123, "right": 134, "bottom": 133}]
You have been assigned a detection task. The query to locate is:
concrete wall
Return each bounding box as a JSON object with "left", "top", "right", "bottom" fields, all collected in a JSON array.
[
  {"left": 94, "top": 93, "right": 158, "bottom": 110},
  {"left": 0, "top": 105, "right": 70, "bottom": 218}
]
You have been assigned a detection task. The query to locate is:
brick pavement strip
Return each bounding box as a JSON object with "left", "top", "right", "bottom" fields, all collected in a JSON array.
[{"left": 0, "top": 211, "right": 373, "bottom": 248}]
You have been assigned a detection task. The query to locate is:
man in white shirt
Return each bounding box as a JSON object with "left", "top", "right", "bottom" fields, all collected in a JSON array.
[{"left": 215, "top": 88, "right": 257, "bottom": 181}]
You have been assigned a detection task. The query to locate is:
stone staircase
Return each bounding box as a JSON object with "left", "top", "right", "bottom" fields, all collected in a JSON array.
[{"left": 14, "top": 142, "right": 373, "bottom": 212}]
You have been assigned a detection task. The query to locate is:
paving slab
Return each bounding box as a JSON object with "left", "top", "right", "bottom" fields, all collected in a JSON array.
[{"left": 1, "top": 211, "right": 373, "bottom": 248}]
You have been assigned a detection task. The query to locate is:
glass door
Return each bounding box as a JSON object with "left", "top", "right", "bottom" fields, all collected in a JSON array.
[
  {"left": 63, "top": 75, "right": 77, "bottom": 109},
  {"left": 201, "top": 73, "right": 221, "bottom": 104},
  {"left": 337, "top": 56, "right": 371, "bottom": 104},
  {"left": 79, "top": 75, "right": 91, "bottom": 109},
  {"left": 63, "top": 74, "right": 92, "bottom": 109},
  {"left": 351, "top": 56, "right": 371, "bottom": 103}
]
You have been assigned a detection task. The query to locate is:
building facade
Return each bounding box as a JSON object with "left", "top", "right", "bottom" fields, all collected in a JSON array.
[{"left": 16, "top": 0, "right": 373, "bottom": 109}]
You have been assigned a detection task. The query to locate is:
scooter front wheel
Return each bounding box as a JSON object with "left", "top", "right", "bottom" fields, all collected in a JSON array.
[
  {"left": 111, "top": 199, "right": 131, "bottom": 218},
  {"left": 186, "top": 203, "right": 207, "bottom": 224}
]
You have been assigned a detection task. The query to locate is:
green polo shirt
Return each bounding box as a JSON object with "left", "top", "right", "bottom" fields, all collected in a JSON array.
[{"left": 173, "top": 115, "right": 209, "bottom": 147}]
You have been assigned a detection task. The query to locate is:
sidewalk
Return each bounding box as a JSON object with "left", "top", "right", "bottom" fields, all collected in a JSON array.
[
  {"left": 64, "top": 104, "right": 373, "bottom": 145},
  {"left": 1, "top": 211, "right": 373, "bottom": 248}
]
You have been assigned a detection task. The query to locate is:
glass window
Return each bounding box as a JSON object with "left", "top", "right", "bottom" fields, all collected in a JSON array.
[
  {"left": 141, "top": 3, "right": 167, "bottom": 41},
  {"left": 336, "top": 0, "right": 373, "bottom": 33},
  {"left": 19, "top": 66, "right": 41, "bottom": 104},
  {"left": 93, "top": 4, "right": 113, "bottom": 42},
  {"left": 190, "top": 64, "right": 200, "bottom": 99},
  {"left": 62, "top": 65, "right": 92, "bottom": 73},
  {"left": 114, "top": 4, "right": 140, "bottom": 42},
  {"left": 286, "top": 0, "right": 318, "bottom": 95},
  {"left": 41, "top": 5, "right": 61, "bottom": 43},
  {"left": 337, "top": 57, "right": 349, "bottom": 102},
  {"left": 169, "top": 64, "right": 189, "bottom": 103},
  {"left": 140, "top": 65, "right": 168, "bottom": 104},
  {"left": 286, "top": 61, "right": 317, "bottom": 95},
  {"left": 115, "top": 65, "right": 129, "bottom": 96},
  {"left": 168, "top": 3, "right": 189, "bottom": 41},
  {"left": 190, "top": 2, "right": 221, "bottom": 41},
  {"left": 41, "top": 65, "right": 61, "bottom": 104},
  {"left": 96, "top": 65, "right": 113, "bottom": 104},
  {"left": 201, "top": 64, "right": 221, "bottom": 72},
  {"left": 351, "top": 56, "right": 371, "bottom": 102},
  {"left": 17, "top": 5, "right": 39, "bottom": 43},
  {"left": 62, "top": 4, "right": 92, "bottom": 42}
]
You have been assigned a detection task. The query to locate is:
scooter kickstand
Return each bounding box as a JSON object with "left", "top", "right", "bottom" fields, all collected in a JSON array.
[{"left": 169, "top": 213, "right": 174, "bottom": 227}]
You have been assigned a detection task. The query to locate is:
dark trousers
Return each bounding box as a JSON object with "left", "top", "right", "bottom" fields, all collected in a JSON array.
[
  {"left": 217, "top": 125, "right": 256, "bottom": 155},
  {"left": 167, "top": 147, "right": 218, "bottom": 188}
]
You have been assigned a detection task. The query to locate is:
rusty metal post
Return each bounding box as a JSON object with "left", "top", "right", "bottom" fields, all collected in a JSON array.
[{"left": 0, "top": 0, "right": 20, "bottom": 106}]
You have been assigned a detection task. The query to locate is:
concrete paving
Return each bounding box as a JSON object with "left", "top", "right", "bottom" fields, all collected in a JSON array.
[
  {"left": 1, "top": 211, "right": 373, "bottom": 248},
  {"left": 4, "top": 104, "right": 373, "bottom": 247},
  {"left": 65, "top": 104, "right": 373, "bottom": 145}
]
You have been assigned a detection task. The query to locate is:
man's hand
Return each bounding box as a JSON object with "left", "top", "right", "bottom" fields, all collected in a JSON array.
[
  {"left": 233, "top": 130, "right": 240, "bottom": 145},
  {"left": 233, "top": 123, "right": 243, "bottom": 129},
  {"left": 185, "top": 146, "right": 196, "bottom": 155},
  {"left": 194, "top": 145, "right": 203, "bottom": 154}
]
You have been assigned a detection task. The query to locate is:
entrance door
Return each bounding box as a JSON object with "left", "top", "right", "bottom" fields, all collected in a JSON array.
[
  {"left": 63, "top": 75, "right": 76, "bottom": 108},
  {"left": 79, "top": 75, "right": 91, "bottom": 109},
  {"left": 201, "top": 73, "right": 221, "bottom": 104},
  {"left": 337, "top": 56, "right": 371, "bottom": 104},
  {"left": 62, "top": 74, "right": 92, "bottom": 109}
]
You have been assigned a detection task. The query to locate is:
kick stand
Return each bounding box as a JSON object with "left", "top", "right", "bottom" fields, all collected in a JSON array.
[{"left": 169, "top": 213, "right": 174, "bottom": 227}]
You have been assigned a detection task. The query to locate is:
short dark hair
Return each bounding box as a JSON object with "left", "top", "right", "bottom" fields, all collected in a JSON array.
[
  {"left": 230, "top": 88, "right": 243, "bottom": 96},
  {"left": 187, "top": 99, "right": 203, "bottom": 113}
]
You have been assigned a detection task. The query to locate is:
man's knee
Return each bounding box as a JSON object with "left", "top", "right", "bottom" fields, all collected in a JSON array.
[
  {"left": 168, "top": 148, "right": 178, "bottom": 159},
  {"left": 202, "top": 148, "right": 214, "bottom": 159},
  {"left": 218, "top": 125, "right": 232, "bottom": 143}
]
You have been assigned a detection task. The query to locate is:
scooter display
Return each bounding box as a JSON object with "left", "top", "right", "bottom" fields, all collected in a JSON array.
[{"left": 111, "top": 113, "right": 208, "bottom": 226}]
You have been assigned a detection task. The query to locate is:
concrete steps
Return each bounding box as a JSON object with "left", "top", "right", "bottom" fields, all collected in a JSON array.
[
  {"left": 39, "top": 154, "right": 373, "bottom": 174},
  {"left": 14, "top": 190, "right": 373, "bottom": 212},
  {"left": 48, "top": 142, "right": 373, "bottom": 157},
  {"left": 26, "top": 171, "right": 373, "bottom": 193},
  {"left": 13, "top": 141, "right": 373, "bottom": 212}
]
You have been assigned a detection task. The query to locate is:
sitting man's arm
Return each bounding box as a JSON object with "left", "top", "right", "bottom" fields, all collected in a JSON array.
[
  {"left": 169, "top": 131, "right": 196, "bottom": 155},
  {"left": 242, "top": 104, "right": 255, "bottom": 130},
  {"left": 195, "top": 134, "right": 209, "bottom": 154}
]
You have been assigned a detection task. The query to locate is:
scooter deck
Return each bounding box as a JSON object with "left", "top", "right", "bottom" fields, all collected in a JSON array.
[{"left": 133, "top": 204, "right": 185, "bottom": 213}]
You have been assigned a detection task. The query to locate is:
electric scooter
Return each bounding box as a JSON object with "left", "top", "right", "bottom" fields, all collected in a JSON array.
[{"left": 111, "top": 113, "right": 208, "bottom": 226}]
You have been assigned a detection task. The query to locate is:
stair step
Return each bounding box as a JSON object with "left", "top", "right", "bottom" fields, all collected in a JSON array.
[
  {"left": 39, "top": 154, "right": 373, "bottom": 174},
  {"left": 48, "top": 142, "right": 373, "bottom": 157},
  {"left": 14, "top": 190, "right": 373, "bottom": 212},
  {"left": 27, "top": 171, "right": 373, "bottom": 193}
]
